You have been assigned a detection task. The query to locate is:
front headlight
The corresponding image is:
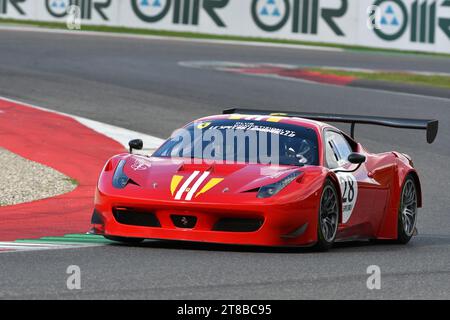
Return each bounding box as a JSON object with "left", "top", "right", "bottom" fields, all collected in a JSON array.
[
  {"left": 257, "top": 171, "right": 302, "bottom": 198},
  {"left": 112, "top": 160, "right": 129, "bottom": 189}
]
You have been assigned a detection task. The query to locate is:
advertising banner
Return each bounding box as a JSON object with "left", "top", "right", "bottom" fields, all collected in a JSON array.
[{"left": 0, "top": 0, "right": 448, "bottom": 54}]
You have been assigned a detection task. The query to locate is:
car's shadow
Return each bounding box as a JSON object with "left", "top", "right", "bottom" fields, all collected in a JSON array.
[
  {"left": 108, "top": 238, "right": 407, "bottom": 254},
  {"left": 106, "top": 233, "right": 450, "bottom": 254}
]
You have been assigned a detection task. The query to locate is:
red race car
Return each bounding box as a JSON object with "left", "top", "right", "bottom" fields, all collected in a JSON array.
[{"left": 90, "top": 108, "right": 438, "bottom": 251}]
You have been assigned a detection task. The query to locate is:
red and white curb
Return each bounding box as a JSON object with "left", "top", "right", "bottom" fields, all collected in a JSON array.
[
  {"left": 0, "top": 96, "right": 163, "bottom": 246},
  {"left": 179, "top": 61, "right": 357, "bottom": 86},
  {"left": 0, "top": 96, "right": 164, "bottom": 153}
]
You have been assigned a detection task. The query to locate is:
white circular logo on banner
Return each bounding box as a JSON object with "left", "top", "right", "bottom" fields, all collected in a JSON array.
[
  {"left": 336, "top": 172, "right": 358, "bottom": 224},
  {"left": 255, "top": 0, "right": 288, "bottom": 27},
  {"left": 136, "top": 0, "right": 168, "bottom": 17},
  {"left": 376, "top": 1, "right": 405, "bottom": 36},
  {"left": 48, "top": 0, "right": 70, "bottom": 16}
]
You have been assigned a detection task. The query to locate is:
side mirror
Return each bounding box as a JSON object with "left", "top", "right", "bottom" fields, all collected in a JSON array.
[
  {"left": 348, "top": 153, "right": 366, "bottom": 165},
  {"left": 129, "top": 139, "right": 143, "bottom": 154}
]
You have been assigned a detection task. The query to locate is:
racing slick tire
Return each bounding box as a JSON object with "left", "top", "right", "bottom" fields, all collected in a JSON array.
[
  {"left": 313, "top": 180, "right": 340, "bottom": 251},
  {"left": 396, "top": 175, "right": 418, "bottom": 244},
  {"left": 104, "top": 235, "right": 145, "bottom": 244}
]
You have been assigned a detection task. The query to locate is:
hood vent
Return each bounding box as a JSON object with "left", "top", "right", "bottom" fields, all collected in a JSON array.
[{"left": 178, "top": 163, "right": 214, "bottom": 173}]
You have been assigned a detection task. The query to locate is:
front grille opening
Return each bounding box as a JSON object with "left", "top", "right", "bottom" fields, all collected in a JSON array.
[
  {"left": 213, "top": 218, "right": 263, "bottom": 232},
  {"left": 112, "top": 207, "right": 161, "bottom": 227}
]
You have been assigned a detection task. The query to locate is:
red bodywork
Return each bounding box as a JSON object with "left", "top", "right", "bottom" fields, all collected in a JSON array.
[{"left": 92, "top": 115, "right": 421, "bottom": 247}]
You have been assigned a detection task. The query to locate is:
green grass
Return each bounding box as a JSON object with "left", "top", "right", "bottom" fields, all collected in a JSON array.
[
  {"left": 309, "top": 68, "right": 450, "bottom": 89},
  {"left": 1, "top": 18, "right": 450, "bottom": 58},
  {"left": 64, "top": 177, "right": 79, "bottom": 186},
  {"left": 15, "top": 233, "right": 113, "bottom": 244}
]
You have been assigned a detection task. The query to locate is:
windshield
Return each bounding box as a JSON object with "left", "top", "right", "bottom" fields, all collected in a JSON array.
[{"left": 153, "top": 119, "right": 319, "bottom": 167}]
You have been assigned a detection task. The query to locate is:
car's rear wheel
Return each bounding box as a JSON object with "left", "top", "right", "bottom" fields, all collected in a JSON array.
[
  {"left": 313, "top": 180, "right": 339, "bottom": 251},
  {"left": 396, "top": 176, "right": 418, "bottom": 244},
  {"left": 104, "top": 235, "right": 145, "bottom": 244}
]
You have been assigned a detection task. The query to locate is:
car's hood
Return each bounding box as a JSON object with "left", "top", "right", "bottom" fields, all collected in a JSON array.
[{"left": 121, "top": 155, "right": 302, "bottom": 200}]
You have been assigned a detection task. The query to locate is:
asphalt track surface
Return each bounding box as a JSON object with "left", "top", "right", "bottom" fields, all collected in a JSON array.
[{"left": 0, "top": 29, "right": 449, "bottom": 299}]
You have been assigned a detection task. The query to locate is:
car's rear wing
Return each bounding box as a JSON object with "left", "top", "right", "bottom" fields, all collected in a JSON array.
[{"left": 223, "top": 108, "right": 439, "bottom": 144}]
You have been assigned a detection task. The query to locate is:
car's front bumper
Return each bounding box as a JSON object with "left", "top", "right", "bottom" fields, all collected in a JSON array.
[{"left": 92, "top": 190, "right": 320, "bottom": 247}]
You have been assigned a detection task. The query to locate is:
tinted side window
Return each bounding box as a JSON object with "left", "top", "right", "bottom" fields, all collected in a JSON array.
[{"left": 325, "top": 131, "right": 353, "bottom": 169}]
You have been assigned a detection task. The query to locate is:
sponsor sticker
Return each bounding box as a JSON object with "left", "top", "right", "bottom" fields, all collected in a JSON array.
[
  {"left": 131, "top": 157, "right": 151, "bottom": 171},
  {"left": 197, "top": 122, "right": 211, "bottom": 129}
]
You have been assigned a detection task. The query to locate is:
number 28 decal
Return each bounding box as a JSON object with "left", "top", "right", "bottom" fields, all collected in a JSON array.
[{"left": 336, "top": 172, "right": 359, "bottom": 224}]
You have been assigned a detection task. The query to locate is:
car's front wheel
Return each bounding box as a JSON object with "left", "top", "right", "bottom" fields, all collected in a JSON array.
[
  {"left": 104, "top": 235, "right": 145, "bottom": 244},
  {"left": 313, "top": 180, "right": 340, "bottom": 251},
  {"left": 396, "top": 176, "right": 418, "bottom": 244}
]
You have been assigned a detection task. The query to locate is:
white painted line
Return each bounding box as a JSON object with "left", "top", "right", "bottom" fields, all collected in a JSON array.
[
  {"left": 0, "top": 96, "right": 164, "bottom": 153},
  {"left": 74, "top": 116, "right": 164, "bottom": 152},
  {"left": 0, "top": 242, "right": 75, "bottom": 247},
  {"left": 0, "top": 242, "right": 103, "bottom": 253},
  {"left": 0, "top": 25, "right": 343, "bottom": 53}
]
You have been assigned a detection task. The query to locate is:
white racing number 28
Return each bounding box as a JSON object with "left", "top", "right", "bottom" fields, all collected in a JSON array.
[{"left": 336, "top": 172, "right": 358, "bottom": 224}]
